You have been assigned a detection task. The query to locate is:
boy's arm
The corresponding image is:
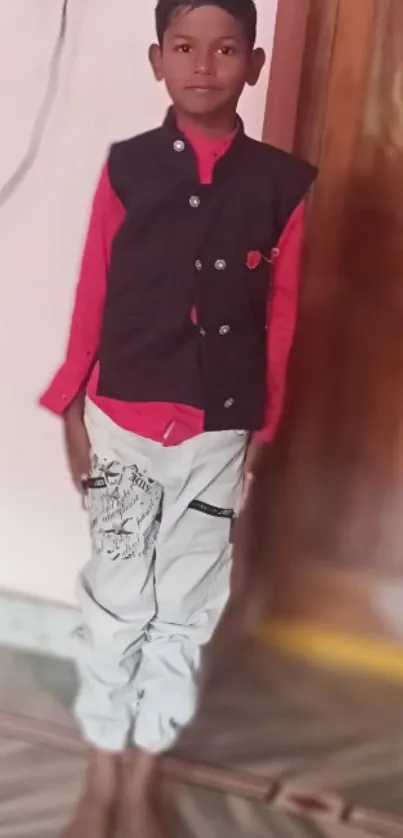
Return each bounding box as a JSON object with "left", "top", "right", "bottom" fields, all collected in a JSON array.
[
  {"left": 39, "top": 163, "right": 125, "bottom": 414},
  {"left": 254, "top": 198, "right": 307, "bottom": 445}
]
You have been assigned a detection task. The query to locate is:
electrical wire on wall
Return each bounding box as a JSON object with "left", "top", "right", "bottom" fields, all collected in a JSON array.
[{"left": 0, "top": 0, "right": 69, "bottom": 209}]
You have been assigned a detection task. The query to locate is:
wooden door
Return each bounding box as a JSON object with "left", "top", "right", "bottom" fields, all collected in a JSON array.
[{"left": 260, "top": 0, "right": 403, "bottom": 647}]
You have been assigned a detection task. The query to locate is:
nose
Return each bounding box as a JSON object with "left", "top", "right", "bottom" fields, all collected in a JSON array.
[{"left": 194, "top": 48, "right": 213, "bottom": 75}]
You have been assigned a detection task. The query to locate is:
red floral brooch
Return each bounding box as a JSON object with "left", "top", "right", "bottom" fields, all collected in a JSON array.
[{"left": 247, "top": 248, "right": 279, "bottom": 270}]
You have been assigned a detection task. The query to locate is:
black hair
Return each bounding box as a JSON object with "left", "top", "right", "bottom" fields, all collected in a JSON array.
[{"left": 155, "top": 0, "right": 257, "bottom": 49}]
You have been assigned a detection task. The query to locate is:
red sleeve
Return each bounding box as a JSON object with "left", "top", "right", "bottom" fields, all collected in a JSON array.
[
  {"left": 39, "top": 164, "right": 125, "bottom": 415},
  {"left": 254, "top": 199, "right": 306, "bottom": 443}
]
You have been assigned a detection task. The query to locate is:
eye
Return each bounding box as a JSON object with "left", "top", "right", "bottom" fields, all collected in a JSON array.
[
  {"left": 175, "top": 43, "right": 192, "bottom": 54},
  {"left": 217, "top": 45, "right": 236, "bottom": 56}
]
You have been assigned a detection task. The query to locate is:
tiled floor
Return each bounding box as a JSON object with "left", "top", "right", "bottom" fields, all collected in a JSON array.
[
  {"left": 0, "top": 732, "right": 372, "bottom": 838},
  {"left": 1, "top": 633, "right": 403, "bottom": 837}
]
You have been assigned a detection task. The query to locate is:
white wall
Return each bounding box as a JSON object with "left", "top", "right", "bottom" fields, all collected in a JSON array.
[{"left": 0, "top": 0, "right": 278, "bottom": 605}]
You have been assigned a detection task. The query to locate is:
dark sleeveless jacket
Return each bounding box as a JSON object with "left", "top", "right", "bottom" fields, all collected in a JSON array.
[{"left": 97, "top": 110, "right": 316, "bottom": 432}]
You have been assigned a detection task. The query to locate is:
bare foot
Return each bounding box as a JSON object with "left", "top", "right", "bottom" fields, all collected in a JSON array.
[
  {"left": 62, "top": 748, "right": 119, "bottom": 838},
  {"left": 130, "top": 799, "right": 168, "bottom": 838},
  {"left": 119, "top": 749, "right": 170, "bottom": 838}
]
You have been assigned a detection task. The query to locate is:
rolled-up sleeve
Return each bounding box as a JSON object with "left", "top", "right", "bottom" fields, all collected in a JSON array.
[{"left": 39, "top": 163, "right": 125, "bottom": 414}]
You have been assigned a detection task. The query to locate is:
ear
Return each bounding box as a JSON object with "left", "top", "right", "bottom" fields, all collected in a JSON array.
[
  {"left": 247, "top": 47, "right": 266, "bottom": 87},
  {"left": 149, "top": 43, "right": 164, "bottom": 81}
]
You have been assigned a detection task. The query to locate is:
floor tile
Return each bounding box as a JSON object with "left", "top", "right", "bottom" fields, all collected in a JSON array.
[{"left": 1, "top": 636, "right": 403, "bottom": 836}]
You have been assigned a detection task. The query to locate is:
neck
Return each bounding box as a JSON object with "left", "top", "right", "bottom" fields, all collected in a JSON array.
[{"left": 174, "top": 107, "right": 238, "bottom": 139}]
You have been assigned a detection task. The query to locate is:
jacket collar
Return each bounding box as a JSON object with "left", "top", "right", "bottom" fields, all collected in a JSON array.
[{"left": 159, "top": 107, "right": 248, "bottom": 182}]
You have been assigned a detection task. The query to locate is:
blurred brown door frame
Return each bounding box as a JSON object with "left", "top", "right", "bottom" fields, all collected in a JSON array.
[
  {"left": 263, "top": 0, "right": 310, "bottom": 152},
  {"left": 263, "top": 0, "right": 341, "bottom": 158},
  {"left": 292, "top": 0, "right": 340, "bottom": 163},
  {"left": 264, "top": 0, "right": 403, "bottom": 643},
  {"left": 264, "top": 0, "right": 366, "bottom": 165}
]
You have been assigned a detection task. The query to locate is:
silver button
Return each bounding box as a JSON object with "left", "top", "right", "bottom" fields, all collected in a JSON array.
[
  {"left": 189, "top": 195, "right": 200, "bottom": 209},
  {"left": 195, "top": 259, "right": 202, "bottom": 271},
  {"left": 173, "top": 139, "right": 185, "bottom": 152},
  {"left": 214, "top": 259, "right": 227, "bottom": 271},
  {"left": 219, "top": 325, "right": 230, "bottom": 336},
  {"left": 224, "top": 398, "right": 234, "bottom": 409},
  {"left": 199, "top": 327, "right": 206, "bottom": 337}
]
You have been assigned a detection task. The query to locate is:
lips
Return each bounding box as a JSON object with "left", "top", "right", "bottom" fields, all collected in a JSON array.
[{"left": 187, "top": 86, "right": 219, "bottom": 92}]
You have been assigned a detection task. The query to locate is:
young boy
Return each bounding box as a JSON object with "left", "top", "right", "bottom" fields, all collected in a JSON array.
[{"left": 40, "top": 1, "right": 316, "bottom": 835}]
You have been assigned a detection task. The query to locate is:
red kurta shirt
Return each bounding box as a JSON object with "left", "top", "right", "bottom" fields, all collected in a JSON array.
[{"left": 40, "top": 123, "right": 306, "bottom": 445}]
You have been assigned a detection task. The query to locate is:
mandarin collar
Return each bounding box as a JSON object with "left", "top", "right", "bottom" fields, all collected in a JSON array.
[{"left": 159, "top": 107, "right": 247, "bottom": 181}]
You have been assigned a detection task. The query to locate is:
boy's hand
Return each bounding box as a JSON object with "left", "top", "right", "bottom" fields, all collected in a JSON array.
[
  {"left": 63, "top": 398, "right": 90, "bottom": 494},
  {"left": 242, "top": 437, "right": 267, "bottom": 507}
]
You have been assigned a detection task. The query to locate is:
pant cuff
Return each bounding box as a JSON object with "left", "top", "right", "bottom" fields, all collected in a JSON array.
[
  {"left": 133, "top": 731, "right": 177, "bottom": 755},
  {"left": 81, "top": 726, "right": 130, "bottom": 753}
]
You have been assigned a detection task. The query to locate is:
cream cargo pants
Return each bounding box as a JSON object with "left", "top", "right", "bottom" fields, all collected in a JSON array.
[{"left": 75, "top": 399, "right": 246, "bottom": 754}]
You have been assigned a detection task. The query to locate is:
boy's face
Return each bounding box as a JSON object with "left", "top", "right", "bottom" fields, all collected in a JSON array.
[{"left": 150, "top": 4, "right": 265, "bottom": 121}]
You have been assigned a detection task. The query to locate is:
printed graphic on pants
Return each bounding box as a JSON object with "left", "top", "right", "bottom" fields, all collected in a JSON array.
[{"left": 87, "top": 455, "right": 163, "bottom": 563}]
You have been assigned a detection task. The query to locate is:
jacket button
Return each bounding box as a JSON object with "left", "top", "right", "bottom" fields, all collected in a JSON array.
[
  {"left": 224, "top": 398, "right": 234, "bottom": 409},
  {"left": 189, "top": 195, "right": 201, "bottom": 208},
  {"left": 173, "top": 139, "right": 185, "bottom": 152},
  {"left": 215, "top": 259, "right": 227, "bottom": 271},
  {"left": 219, "top": 325, "right": 230, "bottom": 335},
  {"left": 195, "top": 259, "right": 202, "bottom": 271}
]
